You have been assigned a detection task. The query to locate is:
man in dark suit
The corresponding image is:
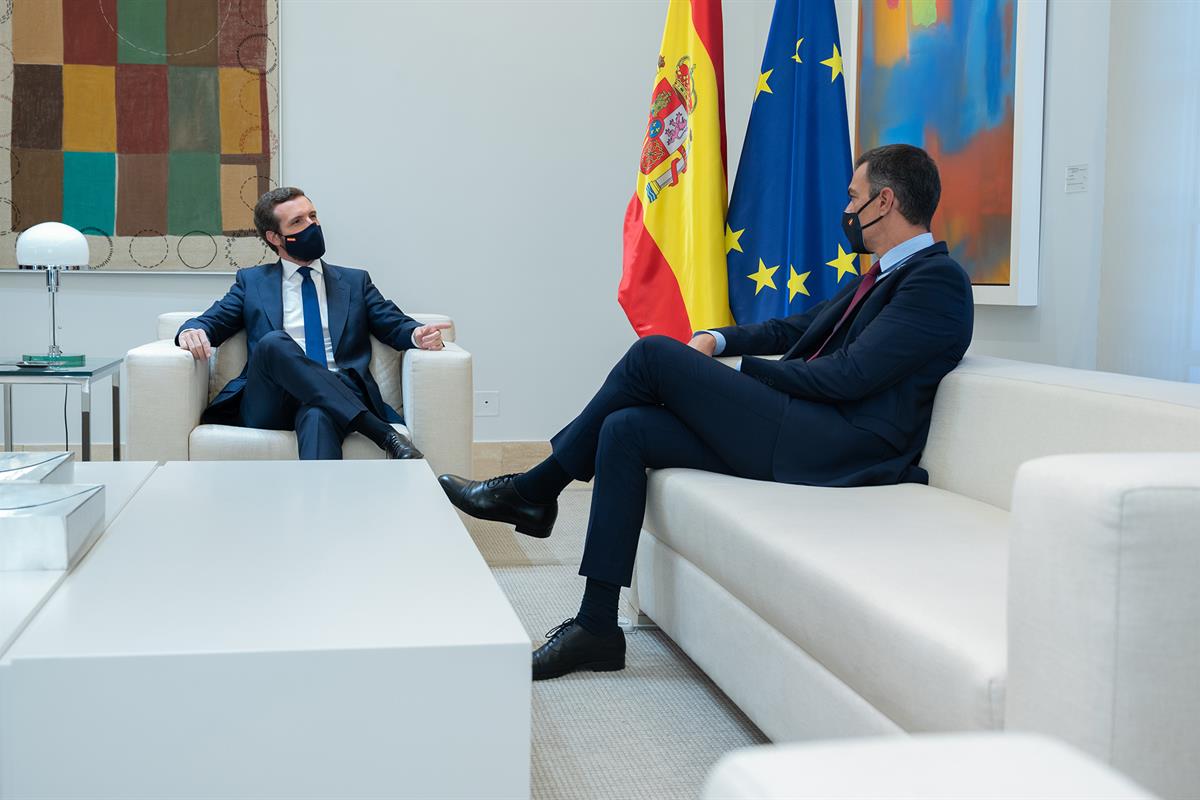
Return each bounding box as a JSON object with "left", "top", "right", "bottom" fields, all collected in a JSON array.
[
  {"left": 176, "top": 187, "right": 450, "bottom": 460},
  {"left": 441, "top": 144, "right": 973, "bottom": 679}
]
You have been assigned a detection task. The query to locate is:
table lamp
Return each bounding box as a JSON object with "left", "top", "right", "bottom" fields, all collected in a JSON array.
[{"left": 16, "top": 222, "right": 91, "bottom": 367}]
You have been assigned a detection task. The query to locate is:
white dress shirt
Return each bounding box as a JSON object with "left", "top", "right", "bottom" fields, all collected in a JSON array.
[{"left": 281, "top": 259, "right": 337, "bottom": 370}]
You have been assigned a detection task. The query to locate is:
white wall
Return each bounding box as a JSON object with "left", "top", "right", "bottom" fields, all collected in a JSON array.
[
  {"left": 1095, "top": 0, "right": 1200, "bottom": 382},
  {"left": 0, "top": 0, "right": 773, "bottom": 445},
  {"left": 967, "top": 0, "right": 1112, "bottom": 370},
  {"left": 279, "top": 0, "right": 773, "bottom": 442}
]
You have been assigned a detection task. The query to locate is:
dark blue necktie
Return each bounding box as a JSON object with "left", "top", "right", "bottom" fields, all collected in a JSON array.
[{"left": 297, "top": 266, "right": 328, "bottom": 367}]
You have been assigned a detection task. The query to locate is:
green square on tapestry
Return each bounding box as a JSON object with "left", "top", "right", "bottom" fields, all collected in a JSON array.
[
  {"left": 168, "top": 152, "right": 221, "bottom": 235},
  {"left": 63, "top": 151, "right": 116, "bottom": 235},
  {"left": 117, "top": 0, "right": 167, "bottom": 65},
  {"left": 168, "top": 66, "right": 220, "bottom": 152}
]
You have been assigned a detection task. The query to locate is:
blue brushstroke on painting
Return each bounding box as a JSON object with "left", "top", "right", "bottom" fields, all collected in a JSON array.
[{"left": 858, "top": 0, "right": 1017, "bottom": 153}]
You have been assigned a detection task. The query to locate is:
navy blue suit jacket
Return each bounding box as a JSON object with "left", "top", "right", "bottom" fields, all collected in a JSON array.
[
  {"left": 712, "top": 242, "right": 973, "bottom": 485},
  {"left": 177, "top": 261, "right": 423, "bottom": 425}
]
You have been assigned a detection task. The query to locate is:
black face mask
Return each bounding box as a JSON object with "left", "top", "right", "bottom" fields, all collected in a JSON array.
[
  {"left": 281, "top": 223, "right": 326, "bottom": 263},
  {"left": 841, "top": 192, "right": 885, "bottom": 255}
]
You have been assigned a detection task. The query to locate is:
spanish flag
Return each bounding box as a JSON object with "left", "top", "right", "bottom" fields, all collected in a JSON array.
[{"left": 619, "top": 0, "right": 733, "bottom": 341}]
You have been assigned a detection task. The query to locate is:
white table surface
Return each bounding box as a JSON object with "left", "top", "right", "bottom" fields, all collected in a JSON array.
[
  {"left": 0, "top": 461, "right": 157, "bottom": 659},
  {"left": 1, "top": 459, "right": 531, "bottom": 800},
  {"left": 5, "top": 459, "right": 527, "bottom": 658}
]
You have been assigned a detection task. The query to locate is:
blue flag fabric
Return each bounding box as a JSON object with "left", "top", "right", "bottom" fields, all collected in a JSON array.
[{"left": 725, "top": 0, "right": 855, "bottom": 323}]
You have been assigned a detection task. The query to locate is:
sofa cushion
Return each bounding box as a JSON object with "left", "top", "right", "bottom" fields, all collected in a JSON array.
[
  {"left": 644, "top": 468, "right": 1009, "bottom": 732},
  {"left": 922, "top": 356, "right": 1200, "bottom": 510},
  {"left": 189, "top": 423, "right": 409, "bottom": 460}
]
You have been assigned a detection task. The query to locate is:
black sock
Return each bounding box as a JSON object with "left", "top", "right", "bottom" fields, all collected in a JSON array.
[
  {"left": 513, "top": 454, "right": 572, "bottom": 504},
  {"left": 575, "top": 578, "right": 621, "bottom": 635},
  {"left": 349, "top": 411, "right": 394, "bottom": 448}
]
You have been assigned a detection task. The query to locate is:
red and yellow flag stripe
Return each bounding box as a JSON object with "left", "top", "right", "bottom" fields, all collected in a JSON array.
[{"left": 619, "top": 0, "right": 733, "bottom": 340}]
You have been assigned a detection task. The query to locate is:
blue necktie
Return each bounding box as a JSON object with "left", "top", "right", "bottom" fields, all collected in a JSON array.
[{"left": 297, "top": 266, "right": 328, "bottom": 368}]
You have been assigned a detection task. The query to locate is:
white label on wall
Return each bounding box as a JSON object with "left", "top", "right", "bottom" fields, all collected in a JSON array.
[{"left": 1065, "top": 164, "right": 1088, "bottom": 193}]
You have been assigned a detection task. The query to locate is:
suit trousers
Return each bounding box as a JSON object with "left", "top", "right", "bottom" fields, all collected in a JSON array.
[
  {"left": 551, "top": 335, "right": 790, "bottom": 586},
  {"left": 240, "top": 330, "right": 372, "bottom": 460},
  {"left": 553, "top": 335, "right": 900, "bottom": 586}
]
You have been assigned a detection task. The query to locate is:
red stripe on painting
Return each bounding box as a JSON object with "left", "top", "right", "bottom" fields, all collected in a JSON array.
[
  {"left": 619, "top": 195, "right": 693, "bottom": 342},
  {"left": 689, "top": 0, "right": 727, "bottom": 175}
]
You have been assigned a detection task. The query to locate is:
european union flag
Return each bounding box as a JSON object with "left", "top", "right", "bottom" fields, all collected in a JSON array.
[{"left": 726, "top": 0, "right": 855, "bottom": 323}]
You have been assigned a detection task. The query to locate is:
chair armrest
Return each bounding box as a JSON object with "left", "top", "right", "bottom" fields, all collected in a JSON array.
[
  {"left": 402, "top": 342, "right": 472, "bottom": 477},
  {"left": 1006, "top": 453, "right": 1200, "bottom": 799},
  {"left": 408, "top": 313, "right": 457, "bottom": 343},
  {"left": 125, "top": 340, "right": 208, "bottom": 462}
]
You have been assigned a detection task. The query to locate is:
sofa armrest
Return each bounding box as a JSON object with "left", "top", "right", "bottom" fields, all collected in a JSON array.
[
  {"left": 1006, "top": 453, "right": 1200, "bottom": 799},
  {"left": 715, "top": 353, "right": 781, "bottom": 370},
  {"left": 402, "top": 342, "right": 472, "bottom": 477},
  {"left": 125, "top": 340, "right": 208, "bottom": 462},
  {"left": 702, "top": 735, "right": 1156, "bottom": 799}
]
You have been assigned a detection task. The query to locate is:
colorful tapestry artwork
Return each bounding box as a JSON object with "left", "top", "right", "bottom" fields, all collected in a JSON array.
[
  {"left": 0, "top": 0, "right": 280, "bottom": 271},
  {"left": 856, "top": 0, "right": 1031, "bottom": 290}
]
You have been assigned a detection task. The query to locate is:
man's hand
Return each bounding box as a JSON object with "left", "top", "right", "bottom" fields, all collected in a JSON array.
[
  {"left": 688, "top": 332, "right": 717, "bottom": 357},
  {"left": 414, "top": 322, "right": 452, "bottom": 351},
  {"left": 178, "top": 327, "right": 212, "bottom": 361}
]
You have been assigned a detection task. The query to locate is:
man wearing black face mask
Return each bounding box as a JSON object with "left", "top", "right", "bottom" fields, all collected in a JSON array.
[
  {"left": 176, "top": 187, "right": 448, "bottom": 460},
  {"left": 438, "top": 143, "right": 973, "bottom": 680}
]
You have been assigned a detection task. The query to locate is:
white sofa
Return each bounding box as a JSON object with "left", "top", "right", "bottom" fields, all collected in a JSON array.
[
  {"left": 635, "top": 355, "right": 1200, "bottom": 799},
  {"left": 124, "top": 312, "right": 472, "bottom": 477}
]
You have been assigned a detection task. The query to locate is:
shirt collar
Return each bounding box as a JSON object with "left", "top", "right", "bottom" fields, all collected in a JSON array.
[
  {"left": 876, "top": 232, "right": 934, "bottom": 275},
  {"left": 281, "top": 258, "right": 323, "bottom": 281}
]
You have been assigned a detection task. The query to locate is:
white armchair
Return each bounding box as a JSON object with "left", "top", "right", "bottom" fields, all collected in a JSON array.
[{"left": 125, "top": 312, "right": 472, "bottom": 476}]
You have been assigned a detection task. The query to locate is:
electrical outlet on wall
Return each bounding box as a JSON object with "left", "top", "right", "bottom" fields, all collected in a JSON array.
[{"left": 474, "top": 391, "right": 500, "bottom": 417}]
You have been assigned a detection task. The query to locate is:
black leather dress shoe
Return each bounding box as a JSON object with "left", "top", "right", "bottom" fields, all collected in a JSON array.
[
  {"left": 437, "top": 473, "right": 557, "bottom": 537},
  {"left": 383, "top": 431, "right": 424, "bottom": 460},
  {"left": 532, "top": 618, "right": 626, "bottom": 681}
]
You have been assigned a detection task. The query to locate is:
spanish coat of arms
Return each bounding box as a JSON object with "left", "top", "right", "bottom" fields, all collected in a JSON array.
[{"left": 640, "top": 56, "right": 697, "bottom": 203}]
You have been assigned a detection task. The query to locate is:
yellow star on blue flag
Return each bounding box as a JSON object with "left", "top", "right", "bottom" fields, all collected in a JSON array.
[{"left": 747, "top": 259, "right": 779, "bottom": 295}]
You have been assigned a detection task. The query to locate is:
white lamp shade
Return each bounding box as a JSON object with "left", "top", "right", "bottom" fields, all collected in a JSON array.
[{"left": 16, "top": 222, "right": 90, "bottom": 268}]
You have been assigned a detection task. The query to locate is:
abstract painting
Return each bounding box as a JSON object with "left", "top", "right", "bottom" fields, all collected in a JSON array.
[
  {"left": 854, "top": 0, "right": 1045, "bottom": 304},
  {"left": 0, "top": 0, "right": 281, "bottom": 271}
]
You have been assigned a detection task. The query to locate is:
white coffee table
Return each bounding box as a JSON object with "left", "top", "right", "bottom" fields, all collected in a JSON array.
[
  {"left": 0, "top": 460, "right": 531, "bottom": 799},
  {"left": 0, "top": 461, "right": 158, "bottom": 658}
]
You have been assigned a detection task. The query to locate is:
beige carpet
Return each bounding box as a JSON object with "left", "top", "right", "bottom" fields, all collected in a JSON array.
[{"left": 469, "top": 488, "right": 769, "bottom": 800}]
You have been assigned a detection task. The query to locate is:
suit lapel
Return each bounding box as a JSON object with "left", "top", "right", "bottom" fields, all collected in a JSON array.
[
  {"left": 323, "top": 261, "right": 350, "bottom": 358},
  {"left": 784, "top": 278, "right": 863, "bottom": 359},
  {"left": 258, "top": 261, "right": 284, "bottom": 331}
]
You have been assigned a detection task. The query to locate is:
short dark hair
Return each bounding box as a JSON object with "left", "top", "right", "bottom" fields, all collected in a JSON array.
[
  {"left": 253, "top": 186, "right": 307, "bottom": 247},
  {"left": 854, "top": 144, "right": 941, "bottom": 229}
]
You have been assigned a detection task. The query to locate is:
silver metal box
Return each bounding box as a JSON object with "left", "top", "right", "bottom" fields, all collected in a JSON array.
[
  {"left": 0, "top": 483, "right": 105, "bottom": 571},
  {"left": 0, "top": 452, "right": 75, "bottom": 484}
]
